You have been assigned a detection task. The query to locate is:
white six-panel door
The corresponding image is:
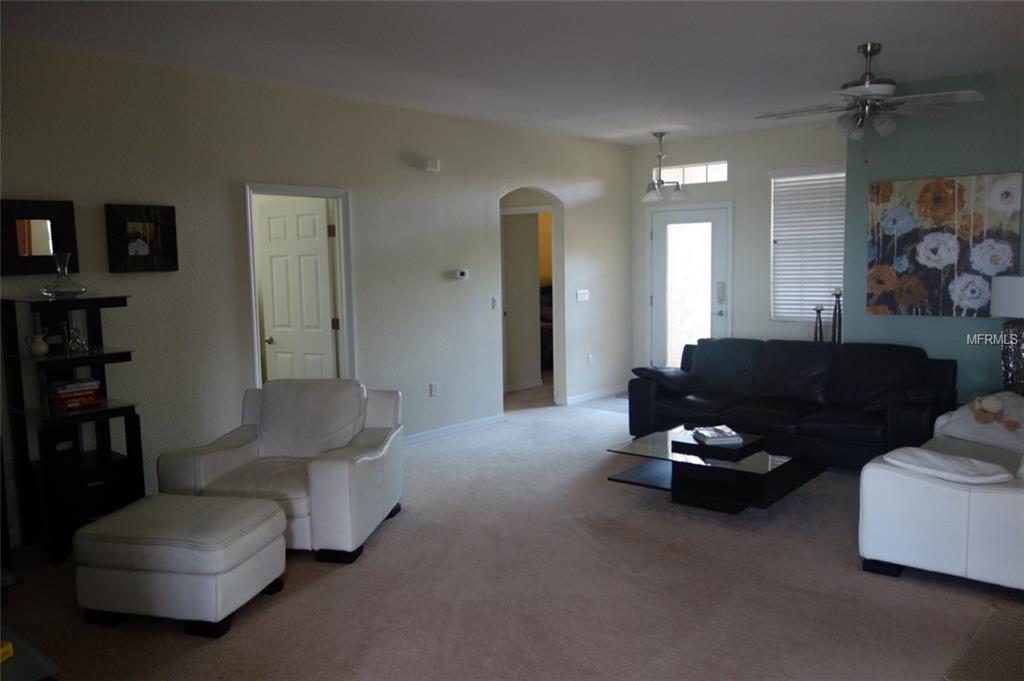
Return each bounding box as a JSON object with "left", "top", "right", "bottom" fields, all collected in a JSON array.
[{"left": 255, "top": 198, "right": 337, "bottom": 380}]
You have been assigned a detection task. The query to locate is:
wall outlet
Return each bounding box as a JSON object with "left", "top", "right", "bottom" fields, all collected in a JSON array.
[
  {"left": 587, "top": 353, "right": 594, "bottom": 366},
  {"left": 429, "top": 382, "right": 439, "bottom": 397},
  {"left": 576, "top": 289, "right": 590, "bottom": 302}
]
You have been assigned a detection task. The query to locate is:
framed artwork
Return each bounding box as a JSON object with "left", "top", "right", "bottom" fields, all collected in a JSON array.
[
  {"left": 866, "top": 172, "right": 1022, "bottom": 317},
  {"left": 105, "top": 204, "right": 178, "bottom": 272}
]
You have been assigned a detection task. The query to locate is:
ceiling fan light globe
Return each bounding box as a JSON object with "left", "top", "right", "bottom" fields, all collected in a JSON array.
[
  {"left": 873, "top": 113, "right": 898, "bottom": 137},
  {"left": 837, "top": 112, "right": 859, "bottom": 133},
  {"left": 847, "top": 126, "right": 865, "bottom": 141}
]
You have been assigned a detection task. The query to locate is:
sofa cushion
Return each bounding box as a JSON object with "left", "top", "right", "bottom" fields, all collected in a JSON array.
[
  {"left": 73, "top": 494, "right": 286, "bottom": 575},
  {"left": 798, "top": 407, "right": 886, "bottom": 444},
  {"left": 203, "top": 457, "right": 311, "bottom": 518},
  {"left": 863, "top": 387, "right": 941, "bottom": 412},
  {"left": 756, "top": 340, "right": 835, "bottom": 404},
  {"left": 883, "top": 447, "right": 1014, "bottom": 484},
  {"left": 831, "top": 343, "right": 927, "bottom": 405},
  {"left": 653, "top": 391, "right": 745, "bottom": 424},
  {"left": 689, "top": 338, "right": 764, "bottom": 397},
  {"left": 631, "top": 367, "right": 707, "bottom": 394},
  {"left": 720, "top": 398, "right": 821, "bottom": 435},
  {"left": 258, "top": 379, "right": 367, "bottom": 458}
]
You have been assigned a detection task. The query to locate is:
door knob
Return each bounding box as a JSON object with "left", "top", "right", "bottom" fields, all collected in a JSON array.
[{"left": 264, "top": 336, "right": 275, "bottom": 344}]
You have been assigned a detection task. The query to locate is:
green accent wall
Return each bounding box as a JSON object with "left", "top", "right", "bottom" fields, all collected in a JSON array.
[{"left": 843, "top": 69, "right": 1024, "bottom": 400}]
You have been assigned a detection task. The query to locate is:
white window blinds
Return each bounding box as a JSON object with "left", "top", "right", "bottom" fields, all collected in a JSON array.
[{"left": 771, "top": 172, "right": 846, "bottom": 321}]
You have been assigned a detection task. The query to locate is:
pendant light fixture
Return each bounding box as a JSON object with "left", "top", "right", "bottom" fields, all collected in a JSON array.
[{"left": 641, "top": 132, "right": 686, "bottom": 203}]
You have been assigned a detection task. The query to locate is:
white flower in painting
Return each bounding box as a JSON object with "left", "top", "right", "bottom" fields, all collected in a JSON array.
[
  {"left": 988, "top": 176, "right": 1022, "bottom": 215},
  {"left": 915, "top": 231, "right": 959, "bottom": 270},
  {"left": 948, "top": 273, "right": 991, "bottom": 311},
  {"left": 969, "top": 239, "right": 1014, "bottom": 276}
]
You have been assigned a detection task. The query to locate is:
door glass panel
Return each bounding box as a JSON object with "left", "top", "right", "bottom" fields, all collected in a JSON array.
[{"left": 665, "top": 222, "right": 712, "bottom": 366}]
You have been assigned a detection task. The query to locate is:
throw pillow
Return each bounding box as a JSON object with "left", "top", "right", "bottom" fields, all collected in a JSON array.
[
  {"left": 883, "top": 446, "right": 1014, "bottom": 484},
  {"left": 632, "top": 367, "right": 707, "bottom": 394}
]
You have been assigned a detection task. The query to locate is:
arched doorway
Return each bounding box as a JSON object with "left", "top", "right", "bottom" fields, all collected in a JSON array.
[{"left": 499, "top": 188, "right": 567, "bottom": 408}]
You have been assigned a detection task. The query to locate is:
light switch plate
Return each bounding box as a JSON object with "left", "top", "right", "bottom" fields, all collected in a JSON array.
[{"left": 576, "top": 289, "right": 590, "bottom": 302}]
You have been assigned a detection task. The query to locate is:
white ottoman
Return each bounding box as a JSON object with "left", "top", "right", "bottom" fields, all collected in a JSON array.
[{"left": 74, "top": 494, "right": 287, "bottom": 637}]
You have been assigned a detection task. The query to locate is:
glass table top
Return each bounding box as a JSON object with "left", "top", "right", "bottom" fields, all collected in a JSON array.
[{"left": 608, "top": 426, "right": 793, "bottom": 475}]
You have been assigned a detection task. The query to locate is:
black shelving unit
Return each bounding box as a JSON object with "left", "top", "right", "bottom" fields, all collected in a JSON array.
[{"left": 1, "top": 295, "right": 143, "bottom": 562}]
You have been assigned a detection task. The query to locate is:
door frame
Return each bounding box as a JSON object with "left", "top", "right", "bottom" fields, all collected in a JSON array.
[
  {"left": 499, "top": 203, "right": 567, "bottom": 406},
  {"left": 244, "top": 182, "right": 356, "bottom": 387},
  {"left": 646, "top": 201, "right": 734, "bottom": 366}
]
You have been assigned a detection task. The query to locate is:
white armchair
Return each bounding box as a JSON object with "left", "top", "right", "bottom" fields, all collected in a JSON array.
[{"left": 158, "top": 379, "right": 402, "bottom": 563}]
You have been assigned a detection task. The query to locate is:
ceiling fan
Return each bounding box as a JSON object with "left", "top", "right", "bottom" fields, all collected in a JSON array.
[{"left": 756, "top": 42, "right": 984, "bottom": 139}]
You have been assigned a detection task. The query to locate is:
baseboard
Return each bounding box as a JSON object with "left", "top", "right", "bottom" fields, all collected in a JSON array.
[
  {"left": 505, "top": 378, "right": 544, "bottom": 392},
  {"left": 566, "top": 386, "right": 625, "bottom": 406},
  {"left": 404, "top": 414, "right": 506, "bottom": 445}
]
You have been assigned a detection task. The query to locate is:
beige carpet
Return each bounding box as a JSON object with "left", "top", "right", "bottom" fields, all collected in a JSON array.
[
  {"left": 4, "top": 403, "right": 1021, "bottom": 680},
  {"left": 945, "top": 609, "right": 1024, "bottom": 681}
]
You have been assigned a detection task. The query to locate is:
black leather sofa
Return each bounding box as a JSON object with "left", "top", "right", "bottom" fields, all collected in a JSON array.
[{"left": 628, "top": 338, "right": 957, "bottom": 469}]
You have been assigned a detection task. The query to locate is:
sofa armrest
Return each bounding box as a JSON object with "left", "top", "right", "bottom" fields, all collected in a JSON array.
[
  {"left": 308, "top": 426, "right": 403, "bottom": 551},
  {"left": 629, "top": 378, "right": 658, "bottom": 437},
  {"left": 885, "top": 403, "right": 937, "bottom": 449},
  {"left": 157, "top": 425, "right": 259, "bottom": 495}
]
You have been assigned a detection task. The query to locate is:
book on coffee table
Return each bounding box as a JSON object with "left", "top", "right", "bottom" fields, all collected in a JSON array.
[{"left": 692, "top": 425, "right": 743, "bottom": 446}]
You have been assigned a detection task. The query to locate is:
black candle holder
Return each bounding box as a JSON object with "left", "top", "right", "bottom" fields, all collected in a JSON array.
[{"left": 831, "top": 290, "right": 843, "bottom": 344}]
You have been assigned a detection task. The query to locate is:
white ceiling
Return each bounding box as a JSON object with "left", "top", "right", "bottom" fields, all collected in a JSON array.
[{"left": 3, "top": 2, "right": 1022, "bottom": 144}]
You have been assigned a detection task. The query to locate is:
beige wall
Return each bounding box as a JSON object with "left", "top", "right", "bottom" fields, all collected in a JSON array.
[
  {"left": 631, "top": 124, "right": 846, "bottom": 366},
  {"left": 1, "top": 43, "right": 632, "bottom": 491}
]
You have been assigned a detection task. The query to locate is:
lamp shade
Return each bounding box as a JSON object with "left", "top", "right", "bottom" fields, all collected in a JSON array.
[
  {"left": 641, "top": 183, "right": 662, "bottom": 203},
  {"left": 990, "top": 276, "right": 1024, "bottom": 318}
]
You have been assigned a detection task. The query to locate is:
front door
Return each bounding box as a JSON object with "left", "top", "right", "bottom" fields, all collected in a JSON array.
[
  {"left": 254, "top": 197, "right": 336, "bottom": 380},
  {"left": 651, "top": 205, "right": 732, "bottom": 367}
]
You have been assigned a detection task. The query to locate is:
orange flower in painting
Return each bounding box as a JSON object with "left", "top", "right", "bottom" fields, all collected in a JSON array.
[
  {"left": 916, "top": 178, "right": 965, "bottom": 225},
  {"left": 869, "top": 181, "right": 893, "bottom": 205},
  {"left": 867, "top": 265, "right": 898, "bottom": 295},
  {"left": 867, "top": 304, "right": 892, "bottom": 315},
  {"left": 957, "top": 213, "right": 985, "bottom": 242},
  {"left": 895, "top": 275, "right": 928, "bottom": 310}
]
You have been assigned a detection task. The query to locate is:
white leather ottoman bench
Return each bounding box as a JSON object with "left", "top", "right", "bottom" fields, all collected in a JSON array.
[{"left": 74, "top": 494, "right": 287, "bottom": 637}]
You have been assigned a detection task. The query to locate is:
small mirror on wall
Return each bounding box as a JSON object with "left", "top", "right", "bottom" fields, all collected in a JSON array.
[{"left": 1, "top": 199, "right": 79, "bottom": 276}]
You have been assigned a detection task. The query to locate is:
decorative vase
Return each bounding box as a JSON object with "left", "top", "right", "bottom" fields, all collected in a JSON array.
[
  {"left": 1002, "top": 318, "right": 1024, "bottom": 395},
  {"left": 813, "top": 305, "right": 824, "bottom": 342},
  {"left": 40, "top": 252, "right": 86, "bottom": 299},
  {"left": 67, "top": 327, "right": 90, "bottom": 354},
  {"left": 25, "top": 332, "right": 49, "bottom": 357},
  {"left": 830, "top": 288, "right": 843, "bottom": 344}
]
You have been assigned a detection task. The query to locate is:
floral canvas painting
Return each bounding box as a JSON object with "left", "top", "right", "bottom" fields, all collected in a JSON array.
[{"left": 866, "top": 172, "right": 1022, "bottom": 316}]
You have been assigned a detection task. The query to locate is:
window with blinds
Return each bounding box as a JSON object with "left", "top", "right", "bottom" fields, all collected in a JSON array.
[{"left": 770, "top": 172, "right": 846, "bottom": 321}]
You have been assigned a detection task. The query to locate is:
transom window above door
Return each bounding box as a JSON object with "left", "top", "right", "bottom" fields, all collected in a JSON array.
[{"left": 655, "top": 161, "right": 729, "bottom": 186}]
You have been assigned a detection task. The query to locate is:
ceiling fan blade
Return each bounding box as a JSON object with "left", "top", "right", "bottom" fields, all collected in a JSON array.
[
  {"left": 755, "top": 104, "right": 851, "bottom": 120},
  {"left": 888, "top": 90, "right": 985, "bottom": 107}
]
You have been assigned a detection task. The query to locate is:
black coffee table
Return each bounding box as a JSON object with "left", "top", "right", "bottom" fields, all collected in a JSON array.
[{"left": 607, "top": 426, "right": 825, "bottom": 513}]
